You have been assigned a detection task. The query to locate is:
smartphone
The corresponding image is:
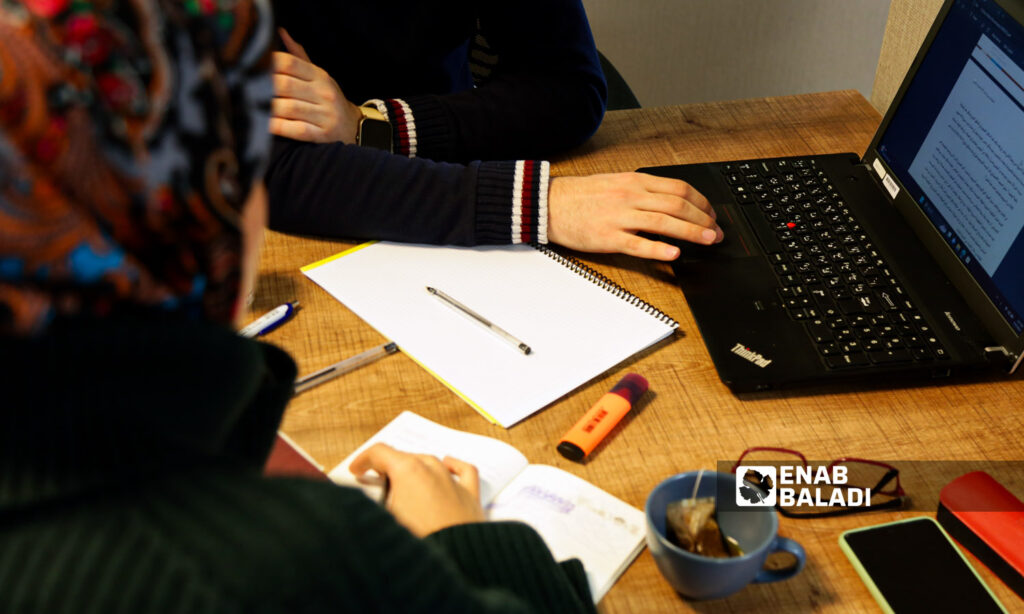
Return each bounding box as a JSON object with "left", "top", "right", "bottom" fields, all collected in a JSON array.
[{"left": 839, "top": 517, "right": 1006, "bottom": 613}]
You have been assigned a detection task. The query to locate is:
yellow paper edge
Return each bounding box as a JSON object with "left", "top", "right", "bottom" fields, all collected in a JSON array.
[
  {"left": 300, "top": 241, "right": 379, "bottom": 272},
  {"left": 401, "top": 347, "right": 500, "bottom": 426},
  {"left": 299, "top": 241, "right": 500, "bottom": 426}
]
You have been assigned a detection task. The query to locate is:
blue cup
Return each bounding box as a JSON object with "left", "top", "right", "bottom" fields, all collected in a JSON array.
[{"left": 645, "top": 470, "right": 806, "bottom": 600}]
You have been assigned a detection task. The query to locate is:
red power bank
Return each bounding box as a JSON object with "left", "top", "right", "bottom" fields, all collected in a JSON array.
[{"left": 936, "top": 471, "right": 1024, "bottom": 600}]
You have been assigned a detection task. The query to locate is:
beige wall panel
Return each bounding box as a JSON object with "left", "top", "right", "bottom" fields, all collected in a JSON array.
[{"left": 583, "top": 0, "right": 892, "bottom": 107}]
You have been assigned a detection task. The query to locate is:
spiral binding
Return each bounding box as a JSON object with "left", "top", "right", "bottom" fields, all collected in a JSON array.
[{"left": 532, "top": 244, "right": 679, "bottom": 329}]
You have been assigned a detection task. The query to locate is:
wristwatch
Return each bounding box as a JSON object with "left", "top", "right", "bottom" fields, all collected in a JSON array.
[{"left": 356, "top": 104, "right": 393, "bottom": 152}]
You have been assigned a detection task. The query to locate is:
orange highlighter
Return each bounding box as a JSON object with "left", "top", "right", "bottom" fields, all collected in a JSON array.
[{"left": 557, "top": 373, "right": 649, "bottom": 462}]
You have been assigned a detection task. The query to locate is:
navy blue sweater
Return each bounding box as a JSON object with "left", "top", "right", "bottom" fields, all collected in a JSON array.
[{"left": 267, "top": 0, "right": 607, "bottom": 246}]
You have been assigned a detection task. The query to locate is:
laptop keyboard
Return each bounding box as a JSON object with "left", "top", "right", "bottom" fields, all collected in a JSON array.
[{"left": 720, "top": 157, "right": 949, "bottom": 369}]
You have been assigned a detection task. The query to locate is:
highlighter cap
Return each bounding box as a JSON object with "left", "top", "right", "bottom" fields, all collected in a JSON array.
[
  {"left": 609, "top": 373, "right": 649, "bottom": 404},
  {"left": 557, "top": 441, "right": 586, "bottom": 462}
]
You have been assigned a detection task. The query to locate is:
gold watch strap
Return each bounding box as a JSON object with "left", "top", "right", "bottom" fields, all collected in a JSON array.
[{"left": 359, "top": 104, "right": 387, "bottom": 122}]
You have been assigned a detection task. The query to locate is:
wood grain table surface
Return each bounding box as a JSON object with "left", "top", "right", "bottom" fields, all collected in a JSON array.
[{"left": 254, "top": 90, "right": 1024, "bottom": 613}]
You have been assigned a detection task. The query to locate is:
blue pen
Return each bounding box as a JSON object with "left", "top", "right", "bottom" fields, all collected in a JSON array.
[{"left": 240, "top": 301, "right": 299, "bottom": 338}]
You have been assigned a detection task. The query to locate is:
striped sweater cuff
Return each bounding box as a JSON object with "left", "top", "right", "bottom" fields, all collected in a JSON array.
[
  {"left": 475, "top": 160, "right": 550, "bottom": 245},
  {"left": 393, "top": 95, "right": 451, "bottom": 161},
  {"left": 365, "top": 98, "right": 418, "bottom": 157}
]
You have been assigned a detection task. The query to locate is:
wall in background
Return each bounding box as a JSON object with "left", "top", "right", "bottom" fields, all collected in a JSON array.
[{"left": 582, "top": 0, "right": 892, "bottom": 107}]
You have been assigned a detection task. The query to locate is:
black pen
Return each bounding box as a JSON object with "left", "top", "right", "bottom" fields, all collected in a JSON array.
[{"left": 426, "top": 286, "right": 532, "bottom": 355}]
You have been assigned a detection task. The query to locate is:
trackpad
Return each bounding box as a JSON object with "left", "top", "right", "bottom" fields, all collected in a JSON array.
[{"left": 676, "top": 203, "right": 758, "bottom": 262}]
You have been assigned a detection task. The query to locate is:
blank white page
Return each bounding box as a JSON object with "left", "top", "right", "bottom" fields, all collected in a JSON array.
[{"left": 303, "top": 243, "right": 676, "bottom": 426}]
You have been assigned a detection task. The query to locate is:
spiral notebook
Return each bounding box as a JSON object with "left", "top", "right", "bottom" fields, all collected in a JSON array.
[{"left": 301, "top": 242, "right": 677, "bottom": 426}]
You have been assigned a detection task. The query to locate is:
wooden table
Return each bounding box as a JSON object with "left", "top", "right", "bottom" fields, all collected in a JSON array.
[{"left": 254, "top": 90, "right": 1024, "bottom": 613}]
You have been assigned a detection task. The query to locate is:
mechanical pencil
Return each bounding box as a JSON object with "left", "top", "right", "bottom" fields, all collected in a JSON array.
[
  {"left": 426, "top": 286, "right": 531, "bottom": 355},
  {"left": 294, "top": 342, "right": 399, "bottom": 394}
]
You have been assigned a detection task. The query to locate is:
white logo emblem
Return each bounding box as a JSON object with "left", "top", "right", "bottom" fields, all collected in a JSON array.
[
  {"left": 730, "top": 343, "right": 772, "bottom": 368},
  {"left": 735, "top": 466, "right": 777, "bottom": 506}
]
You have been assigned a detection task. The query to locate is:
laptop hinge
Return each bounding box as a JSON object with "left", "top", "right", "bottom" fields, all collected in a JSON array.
[{"left": 984, "top": 346, "right": 1020, "bottom": 373}]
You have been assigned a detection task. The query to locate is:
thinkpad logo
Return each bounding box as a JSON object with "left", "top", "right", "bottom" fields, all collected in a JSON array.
[
  {"left": 731, "top": 343, "right": 772, "bottom": 368},
  {"left": 945, "top": 311, "right": 961, "bottom": 332}
]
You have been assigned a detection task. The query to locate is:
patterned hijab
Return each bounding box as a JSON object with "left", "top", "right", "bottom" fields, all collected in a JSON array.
[{"left": 0, "top": 0, "right": 272, "bottom": 336}]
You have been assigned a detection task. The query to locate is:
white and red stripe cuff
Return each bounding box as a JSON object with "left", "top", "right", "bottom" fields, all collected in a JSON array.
[
  {"left": 512, "top": 160, "right": 550, "bottom": 244},
  {"left": 383, "top": 98, "right": 417, "bottom": 158}
]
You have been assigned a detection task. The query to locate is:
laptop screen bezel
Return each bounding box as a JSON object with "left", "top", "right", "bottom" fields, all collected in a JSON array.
[{"left": 863, "top": 0, "right": 1024, "bottom": 372}]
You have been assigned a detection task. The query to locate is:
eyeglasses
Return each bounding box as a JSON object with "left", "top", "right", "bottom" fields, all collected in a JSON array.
[{"left": 730, "top": 447, "right": 907, "bottom": 519}]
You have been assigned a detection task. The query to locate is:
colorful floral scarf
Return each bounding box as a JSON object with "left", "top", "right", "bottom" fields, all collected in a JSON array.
[{"left": 0, "top": 0, "right": 272, "bottom": 335}]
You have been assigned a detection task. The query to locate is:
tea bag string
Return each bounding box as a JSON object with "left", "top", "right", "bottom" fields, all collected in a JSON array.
[{"left": 690, "top": 469, "right": 705, "bottom": 503}]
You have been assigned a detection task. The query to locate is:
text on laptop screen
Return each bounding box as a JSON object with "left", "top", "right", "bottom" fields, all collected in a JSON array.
[{"left": 878, "top": 0, "right": 1024, "bottom": 334}]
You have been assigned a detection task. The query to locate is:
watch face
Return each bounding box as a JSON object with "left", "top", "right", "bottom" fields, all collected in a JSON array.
[{"left": 359, "top": 118, "right": 393, "bottom": 152}]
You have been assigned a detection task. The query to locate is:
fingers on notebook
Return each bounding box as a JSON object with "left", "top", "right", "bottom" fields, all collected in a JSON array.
[
  {"left": 350, "top": 443, "right": 485, "bottom": 536},
  {"left": 442, "top": 456, "right": 481, "bottom": 500},
  {"left": 350, "top": 442, "right": 401, "bottom": 475}
]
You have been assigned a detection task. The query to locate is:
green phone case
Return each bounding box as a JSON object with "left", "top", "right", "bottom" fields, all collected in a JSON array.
[{"left": 838, "top": 516, "right": 1006, "bottom": 614}]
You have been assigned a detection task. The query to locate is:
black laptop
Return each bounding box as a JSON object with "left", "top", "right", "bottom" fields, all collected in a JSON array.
[{"left": 641, "top": 0, "right": 1024, "bottom": 392}]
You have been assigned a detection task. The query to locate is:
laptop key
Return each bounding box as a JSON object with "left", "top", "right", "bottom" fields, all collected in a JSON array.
[
  {"left": 869, "top": 349, "right": 912, "bottom": 364},
  {"left": 819, "top": 342, "right": 840, "bottom": 356},
  {"left": 910, "top": 347, "right": 932, "bottom": 361},
  {"left": 825, "top": 352, "right": 870, "bottom": 368},
  {"left": 838, "top": 294, "right": 881, "bottom": 314},
  {"left": 806, "top": 319, "right": 834, "bottom": 342}
]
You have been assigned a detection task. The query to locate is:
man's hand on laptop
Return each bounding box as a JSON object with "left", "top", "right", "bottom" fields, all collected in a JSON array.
[{"left": 548, "top": 172, "right": 723, "bottom": 261}]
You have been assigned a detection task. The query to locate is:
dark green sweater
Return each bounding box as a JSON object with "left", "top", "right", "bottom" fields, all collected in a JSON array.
[{"left": 0, "top": 317, "right": 595, "bottom": 613}]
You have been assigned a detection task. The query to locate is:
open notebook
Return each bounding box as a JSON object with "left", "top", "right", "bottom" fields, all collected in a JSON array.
[
  {"left": 328, "top": 411, "right": 646, "bottom": 602},
  {"left": 302, "top": 242, "right": 677, "bottom": 426}
]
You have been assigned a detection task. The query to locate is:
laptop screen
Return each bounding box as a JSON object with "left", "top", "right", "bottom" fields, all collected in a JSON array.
[{"left": 877, "top": 0, "right": 1024, "bottom": 335}]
